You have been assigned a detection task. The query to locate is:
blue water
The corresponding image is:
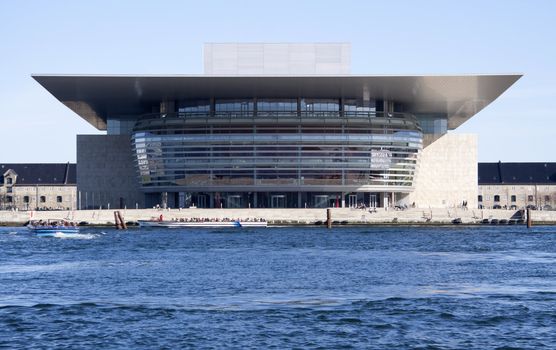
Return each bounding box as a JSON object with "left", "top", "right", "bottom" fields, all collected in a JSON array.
[{"left": 1, "top": 225, "right": 555, "bottom": 349}]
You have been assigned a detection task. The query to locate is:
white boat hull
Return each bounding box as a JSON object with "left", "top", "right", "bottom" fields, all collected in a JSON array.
[
  {"left": 28, "top": 226, "right": 80, "bottom": 235},
  {"left": 138, "top": 220, "right": 267, "bottom": 228}
]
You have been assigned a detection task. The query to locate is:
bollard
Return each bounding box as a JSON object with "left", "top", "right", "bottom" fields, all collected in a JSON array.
[
  {"left": 327, "top": 208, "right": 332, "bottom": 229},
  {"left": 526, "top": 208, "right": 532, "bottom": 228}
]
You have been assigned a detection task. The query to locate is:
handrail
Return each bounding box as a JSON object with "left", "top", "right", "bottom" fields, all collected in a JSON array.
[{"left": 135, "top": 111, "right": 413, "bottom": 122}]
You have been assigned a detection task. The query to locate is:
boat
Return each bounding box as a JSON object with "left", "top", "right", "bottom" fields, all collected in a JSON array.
[
  {"left": 27, "top": 219, "right": 80, "bottom": 236},
  {"left": 137, "top": 219, "right": 267, "bottom": 228}
]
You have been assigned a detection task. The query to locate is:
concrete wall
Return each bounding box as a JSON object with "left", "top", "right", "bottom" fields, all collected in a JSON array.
[
  {"left": 77, "top": 135, "right": 144, "bottom": 209},
  {"left": 404, "top": 133, "right": 478, "bottom": 209}
]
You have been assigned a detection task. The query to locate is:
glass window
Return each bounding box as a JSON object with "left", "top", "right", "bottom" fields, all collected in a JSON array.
[
  {"left": 511, "top": 195, "right": 516, "bottom": 202},
  {"left": 416, "top": 115, "right": 448, "bottom": 134},
  {"left": 493, "top": 195, "right": 500, "bottom": 202},
  {"left": 6, "top": 177, "right": 12, "bottom": 184},
  {"left": 57, "top": 196, "right": 63, "bottom": 203},
  {"left": 178, "top": 100, "right": 210, "bottom": 113},
  {"left": 107, "top": 118, "right": 136, "bottom": 135},
  {"left": 40, "top": 196, "right": 46, "bottom": 203},
  {"left": 527, "top": 195, "right": 534, "bottom": 202},
  {"left": 478, "top": 195, "right": 483, "bottom": 202},
  {"left": 343, "top": 98, "right": 376, "bottom": 113},
  {"left": 7, "top": 187, "right": 12, "bottom": 193},
  {"left": 215, "top": 99, "right": 254, "bottom": 113},
  {"left": 23, "top": 196, "right": 29, "bottom": 203},
  {"left": 301, "top": 99, "right": 340, "bottom": 113},
  {"left": 6, "top": 196, "right": 12, "bottom": 203},
  {"left": 544, "top": 195, "right": 550, "bottom": 202},
  {"left": 257, "top": 99, "right": 297, "bottom": 112}
]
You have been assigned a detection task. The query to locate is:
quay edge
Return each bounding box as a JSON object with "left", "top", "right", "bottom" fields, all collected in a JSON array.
[{"left": 2, "top": 208, "right": 556, "bottom": 227}]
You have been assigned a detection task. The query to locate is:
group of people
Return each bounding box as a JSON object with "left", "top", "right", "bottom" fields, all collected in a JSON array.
[
  {"left": 169, "top": 217, "right": 266, "bottom": 223},
  {"left": 31, "top": 220, "right": 77, "bottom": 227}
]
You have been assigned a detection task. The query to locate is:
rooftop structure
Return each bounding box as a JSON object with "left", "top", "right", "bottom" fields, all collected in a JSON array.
[{"left": 203, "top": 43, "right": 351, "bottom": 75}]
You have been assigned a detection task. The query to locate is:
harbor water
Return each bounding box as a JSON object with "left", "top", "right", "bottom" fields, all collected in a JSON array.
[{"left": 1, "top": 226, "right": 555, "bottom": 349}]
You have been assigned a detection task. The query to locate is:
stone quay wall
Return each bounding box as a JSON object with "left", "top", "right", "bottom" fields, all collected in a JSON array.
[{"left": 2, "top": 208, "right": 556, "bottom": 226}]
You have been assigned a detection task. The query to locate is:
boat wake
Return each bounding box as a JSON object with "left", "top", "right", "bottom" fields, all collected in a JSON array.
[{"left": 38, "top": 232, "right": 99, "bottom": 240}]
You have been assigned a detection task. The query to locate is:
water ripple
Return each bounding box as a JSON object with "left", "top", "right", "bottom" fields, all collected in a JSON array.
[{"left": 0, "top": 226, "right": 555, "bottom": 349}]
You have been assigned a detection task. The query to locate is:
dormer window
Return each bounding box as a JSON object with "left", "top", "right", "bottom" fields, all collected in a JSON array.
[{"left": 6, "top": 177, "right": 12, "bottom": 185}]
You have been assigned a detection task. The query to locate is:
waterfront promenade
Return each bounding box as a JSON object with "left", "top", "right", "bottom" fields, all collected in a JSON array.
[{"left": 2, "top": 207, "right": 556, "bottom": 226}]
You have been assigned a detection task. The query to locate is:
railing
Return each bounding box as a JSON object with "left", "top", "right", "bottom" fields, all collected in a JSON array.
[{"left": 135, "top": 111, "right": 412, "bottom": 122}]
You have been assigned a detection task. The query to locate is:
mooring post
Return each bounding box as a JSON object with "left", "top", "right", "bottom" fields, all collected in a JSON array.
[
  {"left": 526, "top": 208, "right": 532, "bottom": 228},
  {"left": 118, "top": 211, "right": 127, "bottom": 230},
  {"left": 114, "top": 211, "right": 124, "bottom": 229},
  {"left": 327, "top": 208, "right": 332, "bottom": 229},
  {"left": 114, "top": 211, "right": 121, "bottom": 229}
]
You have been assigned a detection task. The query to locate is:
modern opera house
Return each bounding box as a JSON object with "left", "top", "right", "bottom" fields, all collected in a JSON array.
[{"left": 33, "top": 43, "right": 521, "bottom": 209}]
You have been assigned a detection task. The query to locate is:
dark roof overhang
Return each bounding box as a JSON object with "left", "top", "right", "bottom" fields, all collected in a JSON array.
[{"left": 33, "top": 74, "right": 522, "bottom": 131}]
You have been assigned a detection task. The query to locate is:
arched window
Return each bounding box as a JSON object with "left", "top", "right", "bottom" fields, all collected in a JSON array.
[{"left": 493, "top": 195, "right": 500, "bottom": 202}]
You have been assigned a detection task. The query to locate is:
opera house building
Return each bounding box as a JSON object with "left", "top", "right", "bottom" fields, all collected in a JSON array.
[{"left": 34, "top": 43, "right": 520, "bottom": 209}]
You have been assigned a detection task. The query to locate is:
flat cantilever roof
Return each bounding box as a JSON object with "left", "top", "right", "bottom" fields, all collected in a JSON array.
[{"left": 33, "top": 74, "right": 521, "bottom": 131}]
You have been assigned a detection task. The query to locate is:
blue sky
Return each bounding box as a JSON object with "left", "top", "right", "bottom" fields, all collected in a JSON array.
[{"left": 1, "top": 0, "right": 555, "bottom": 162}]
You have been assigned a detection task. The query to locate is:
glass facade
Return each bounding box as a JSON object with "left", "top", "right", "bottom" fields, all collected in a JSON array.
[
  {"left": 215, "top": 99, "right": 254, "bottom": 114},
  {"left": 178, "top": 100, "right": 210, "bottom": 113},
  {"left": 415, "top": 114, "right": 448, "bottom": 135},
  {"left": 131, "top": 99, "right": 423, "bottom": 207},
  {"left": 107, "top": 118, "right": 136, "bottom": 135}
]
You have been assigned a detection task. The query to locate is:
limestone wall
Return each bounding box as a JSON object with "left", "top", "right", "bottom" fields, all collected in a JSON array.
[{"left": 404, "top": 133, "right": 478, "bottom": 209}]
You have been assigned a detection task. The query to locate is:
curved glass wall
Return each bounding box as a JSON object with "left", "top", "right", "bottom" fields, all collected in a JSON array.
[{"left": 131, "top": 108, "right": 423, "bottom": 193}]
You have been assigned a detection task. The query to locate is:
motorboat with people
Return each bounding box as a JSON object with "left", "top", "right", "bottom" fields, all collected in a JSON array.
[
  {"left": 27, "top": 219, "right": 80, "bottom": 236},
  {"left": 138, "top": 215, "right": 267, "bottom": 228}
]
